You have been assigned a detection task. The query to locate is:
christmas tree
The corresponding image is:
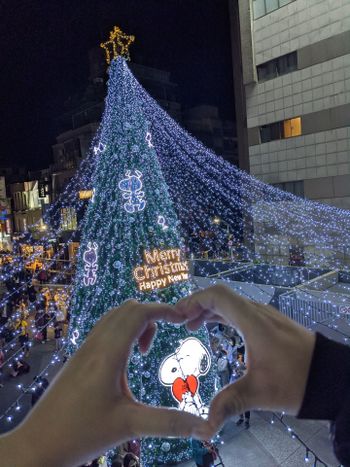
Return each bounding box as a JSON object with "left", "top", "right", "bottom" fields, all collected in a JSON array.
[{"left": 68, "top": 27, "right": 216, "bottom": 466}]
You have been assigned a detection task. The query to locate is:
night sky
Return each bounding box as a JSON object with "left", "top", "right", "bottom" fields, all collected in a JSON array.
[{"left": 0, "top": 0, "right": 235, "bottom": 170}]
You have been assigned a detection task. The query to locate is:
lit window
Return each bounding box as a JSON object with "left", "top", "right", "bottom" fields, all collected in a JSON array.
[
  {"left": 283, "top": 117, "right": 302, "bottom": 138},
  {"left": 79, "top": 190, "right": 93, "bottom": 200},
  {"left": 260, "top": 117, "right": 302, "bottom": 143},
  {"left": 61, "top": 207, "right": 77, "bottom": 231}
]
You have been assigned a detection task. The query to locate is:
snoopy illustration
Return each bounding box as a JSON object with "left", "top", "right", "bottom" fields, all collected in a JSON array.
[
  {"left": 83, "top": 242, "right": 98, "bottom": 286},
  {"left": 118, "top": 170, "right": 146, "bottom": 213},
  {"left": 159, "top": 337, "right": 211, "bottom": 418}
]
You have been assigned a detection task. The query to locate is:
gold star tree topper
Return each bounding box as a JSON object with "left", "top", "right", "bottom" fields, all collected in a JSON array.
[{"left": 100, "top": 26, "right": 135, "bottom": 64}]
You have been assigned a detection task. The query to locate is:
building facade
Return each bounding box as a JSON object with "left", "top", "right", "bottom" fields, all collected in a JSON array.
[
  {"left": 234, "top": 0, "right": 350, "bottom": 208},
  {"left": 183, "top": 105, "right": 238, "bottom": 165},
  {"left": 9, "top": 180, "right": 49, "bottom": 236},
  {"left": 0, "top": 176, "right": 12, "bottom": 250}
]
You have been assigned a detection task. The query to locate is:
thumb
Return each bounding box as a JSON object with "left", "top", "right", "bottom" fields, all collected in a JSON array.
[
  {"left": 131, "top": 405, "right": 215, "bottom": 440},
  {"left": 208, "top": 377, "right": 252, "bottom": 431}
]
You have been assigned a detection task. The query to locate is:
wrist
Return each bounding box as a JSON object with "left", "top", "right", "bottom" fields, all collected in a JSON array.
[
  {"left": 0, "top": 423, "right": 65, "bottom": 467},
  {"left": 0, "top": 426, "right": 44, "bottom": 467}
]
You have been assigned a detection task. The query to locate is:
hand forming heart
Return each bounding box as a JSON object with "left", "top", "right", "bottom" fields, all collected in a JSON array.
[
  {"left": 176, "top": 284, "right": 316, "bottom": 431},
  {"left": 0, "top": 288, "right": 316, "bottom": 467},
  {"left": 0, "top": 301, "right": 212, "bottom": 467}
]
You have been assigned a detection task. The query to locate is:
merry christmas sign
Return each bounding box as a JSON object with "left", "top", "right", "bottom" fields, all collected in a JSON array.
[{"left": 133, "top": 248, "right": 189, "bottom": 291}]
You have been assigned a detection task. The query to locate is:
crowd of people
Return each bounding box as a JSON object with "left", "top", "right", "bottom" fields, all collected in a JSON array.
[
  {"left": 0, "top": 267, "right": 69, "bottom": 390},
  {"left": 79, "top": 440, "right": 141, "bottom": 467},
  {"left": 210, "top": 324, "right": 250, "bottom": 430}
]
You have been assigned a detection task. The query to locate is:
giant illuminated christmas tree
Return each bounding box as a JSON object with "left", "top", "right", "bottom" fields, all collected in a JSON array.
[{"left": 68, "top": 27, "right": 216, "bottom": 466}]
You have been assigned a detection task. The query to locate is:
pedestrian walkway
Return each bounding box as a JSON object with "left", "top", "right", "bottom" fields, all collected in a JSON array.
[
  {"left": 181, "top": 412, "right": 338, "bottom": 467},
  {"left": 0, "top": 338, "right": 63, "bottom": 433}
]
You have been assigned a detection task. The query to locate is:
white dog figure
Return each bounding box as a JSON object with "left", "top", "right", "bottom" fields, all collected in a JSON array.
[{"left": 159, "top": 337, "right": 211, "bottom": 418}]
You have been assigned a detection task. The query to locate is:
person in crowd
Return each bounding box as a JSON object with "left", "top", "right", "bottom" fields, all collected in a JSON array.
[
  {"left": 0, "top": 303, "right": 9, "bottom": 327},
  {"left": 9, "top": 359, "right": 30, "bottom": 378},
  {"left": 41, "top": 310, "right": 51, "bottom": 343},
  {"left": 0, "top": 345, "right": 5, "bottom": 388},
  {"left": 2, "top": 319, "right": 15, "bottom": 343},
  {"left": 209, "top": 335, "right": 220, "bottom": 355},
  {"left": 118, "top": 440, "right": 140, "bottom": 461},
  {"left": 191, "top": 439, "right": 216, "bottom": 467},
  {"left": 216, "top": 349, "right": 230, "bottom": 388},
  {"left": 220, "top": 335, "right": 236, "bottom": 379},
  {"left": 38, "top": 268, "right": 48, "bottom": 284},
  {"left": 54, "top": 321, "right": 63, "bottom": 351},
  {"left": 66, "top": 309, "right": 71, "bottom": 324},
  {"left": 48, "top": 300, "right": 58, "bottom": 315},
  {"left": 1, "top": 288, "right": 350, "bottom": 466},
  {"left": 80, "top": 459, "right": 99, "bottom": 467},
  {"left": 229, "top": 352, "right": 250, "bottom": 428},
  {"left": 18, "top": 298, "right": 28, "bottom": 317},
  {"left": 34, "top": 307, "right": 45, "bottom": 342},
  {"left": 126, "top": 440, "right": 140, "bottom": 458},
  {"left": 15, "top": 317, "right": 30, "bottom": 356},
  {"left": 5, "top": 298, "right": 15, "bottom": 319},
  {"left": 31, "top": 376, "right": 50, "bottom": 407},
  {"left": 123, "top": 453, "right": 139, "bottom": 467},
  {"left": 27, "top": 283, "right": 37, "bottom": 305}
]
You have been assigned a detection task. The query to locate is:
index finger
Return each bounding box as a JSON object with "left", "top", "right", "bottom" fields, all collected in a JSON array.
[
  {"left": 176, "top": 284, "right": 257, "bottom": 340},
  {"left": 95, "top": 300, "right": 186, "bottom": 365}
]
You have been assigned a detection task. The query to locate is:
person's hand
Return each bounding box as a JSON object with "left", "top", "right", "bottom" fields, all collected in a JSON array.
[
  {"left": 176, "top": 284, "right": 316, "bottom": 431},
  {"left": 0, "top": 301, "right": 213, "bottom": 467}
]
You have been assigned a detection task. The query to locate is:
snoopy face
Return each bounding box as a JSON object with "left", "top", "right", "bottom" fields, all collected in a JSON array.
[{"left": 159, "top": 337, "right": 211, "bottom": 386}]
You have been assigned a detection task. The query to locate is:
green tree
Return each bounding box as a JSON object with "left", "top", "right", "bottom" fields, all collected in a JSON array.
[{"left": 68, "top": 57, "right": 216, "bottom": 466}]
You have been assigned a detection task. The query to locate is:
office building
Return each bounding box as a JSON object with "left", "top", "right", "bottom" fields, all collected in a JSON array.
[{"left": 231, "top": 0, "right": 350, "bottom": 208}]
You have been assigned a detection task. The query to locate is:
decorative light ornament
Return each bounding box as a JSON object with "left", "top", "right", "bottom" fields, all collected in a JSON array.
[
  {"left": 159, "top": 337, "right": 211, "bottom": 418},
  {"left": 118, "top": 170, "right": 146, "bottom": 213},
  {"left": 146, "top": 131, "right": 154, "bottom": 148},
  {"left": 157, "top": 215, "right": 168, "bottom": 231},
  {"left": 70, "top": 329, "right": 80, "bottom": 346},
  {"left": 161, "top": 442, "right": 171, "bottom": 453},
  {"left": 83, "top": 242, "right": 98, "bottom": 286},
  {"left": 100, "top": 25, "right": 135, "bottom": 63},
  {"left": 113, "top": 260, "right": 123, "bottom": 270},
  {"left": 93, "top": 142, "right": 106, "bottom": 156}
]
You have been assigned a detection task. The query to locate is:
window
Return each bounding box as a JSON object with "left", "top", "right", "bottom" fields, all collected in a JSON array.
[
  {"left": 260, "top": 117, "right": 302, "bottom": 143},
  {"left": 257, "top": 52, "right": 297, "bottom": 82},
  {"left": 260, "top": 122, "right": 283, "bottom": 143},
  {"left": 279, "top": 52, "right": 297, "bottom": 75},
  {"left": 265, "top": 0, "right": 279, "bottom": 14},
  {"left": 78, "top": 190, "right": 93, "bottom": 200},
  {"left": 273, "top": 181, "right": 304, "bottom": 197},
  {"left": 253, "top": 0, "right": 296, "bottom": 20},
  {"left": 61, "top": 207, "right": 77, "bottom": 231},
  {"left": 283, "top": 117, "right": 302, "bottom": 138}
]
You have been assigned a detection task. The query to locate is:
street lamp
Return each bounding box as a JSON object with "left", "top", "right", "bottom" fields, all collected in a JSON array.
[{"left": 212, "top": 216, "right": 230, "bottom": 236}]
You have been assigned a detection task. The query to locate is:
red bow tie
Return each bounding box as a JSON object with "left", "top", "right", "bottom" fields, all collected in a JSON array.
[{"left": 172, "top": 375, "right": 198, "bottom": 402}]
